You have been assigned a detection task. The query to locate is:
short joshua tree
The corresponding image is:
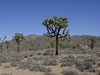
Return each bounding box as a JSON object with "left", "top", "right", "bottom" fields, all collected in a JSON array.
[
  {"left": 13, "top": 33, "right": 25, "bottom": 53},
  {"left": 0, "top": 36, "right": 6, "bottom": 53},
  {"left": 90, "top": 36, "right": 96, "bottom": 50},
  {"left": 42, "top": 16, "right": 70, "bottom": 55},
  {"left": 5, "top": 41, "right": 10, "bottom": 53}
]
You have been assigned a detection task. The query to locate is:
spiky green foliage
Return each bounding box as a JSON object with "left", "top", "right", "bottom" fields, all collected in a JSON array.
[
  {"left": 0, "top": 35, "right": 7, "bottom": 53},
  {"left": 42, "top": 16, "right": 70, "bottom": 55},
  {"left": 13, "top": 33, "right": 25, "bottom": 53},
  {"left": 42, "top": 16, "right": 70, "bottom": 37},
  {"left": 5, "top": 41, "right": 10, "bottom": 53},
  {"left": 0, "top": 36, "right": 7, "bottom": 41}
]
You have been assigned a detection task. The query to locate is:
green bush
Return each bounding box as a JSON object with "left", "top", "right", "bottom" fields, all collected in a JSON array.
[
  {"left": 59, "top": 42, "right": 66, "bottom": 49},
  {"left": 42, "top": 59, "right": 58, "bottom": 66},
  {"left": 62, "top": 68, "right": 81, "bottom": 75},
  {"left": 76, "top": 43, "right": 81, "bottom": 49},
  {"left": 48, "top": 41, "right": 55, "bottom": 48},
  {"left": 72, "top": 45, "right": 76, "bottom": 49}
]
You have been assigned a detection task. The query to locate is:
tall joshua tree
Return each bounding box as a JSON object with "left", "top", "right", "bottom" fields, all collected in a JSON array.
[
  {"left": 42, "top": 16, "right": 70, "bottom": 55},
  {"left": 0, "top": 36, "right": 6, "bottom": 53},
  {"left": 5, "top": 41, "right": 10, "bottom": 53},
  {"left": 13, "top": 33, "right": 25, "bottom": 53}
]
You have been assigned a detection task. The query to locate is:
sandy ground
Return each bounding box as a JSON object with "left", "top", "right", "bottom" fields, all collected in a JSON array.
[
  {"left": 0, "top": 62, "right": 64, "bottom": 75},
  {"left": 0, "top": 54, "right": 98, "bottom": 75},
  {"left": 0, "top": 62, "right": 96, "bottom": 75},
  {"left": 0, "top": 63, "right": 44, "bottom": 75}
]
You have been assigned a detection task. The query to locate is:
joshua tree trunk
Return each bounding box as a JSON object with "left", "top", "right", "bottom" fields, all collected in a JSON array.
[
  {"left": 18, "top": 43, "right": 20, "bottom": 53},
  {"left": 90, "top": 40, "right": 94, "bottom": 50},
  {"left": 56, "top": 33, "right": 58, "bottom": 55},
  {"left": 7, "top": 46, "right": 9, "bottom": 54},
  {"left": 91, "top": 44, "right": 94, "bottom": 50},
  {"left": 0, "top": 44, "right": 2, "bottom": 53}
]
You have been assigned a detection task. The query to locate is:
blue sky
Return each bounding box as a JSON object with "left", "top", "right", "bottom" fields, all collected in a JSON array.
[{"left": 0, "top": 0, "right": 100, "bottom": 40}]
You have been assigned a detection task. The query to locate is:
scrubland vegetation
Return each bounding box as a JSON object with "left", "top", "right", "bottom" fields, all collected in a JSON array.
[{"left": 0, "top": 17, "right": 100, "bottom": 75}]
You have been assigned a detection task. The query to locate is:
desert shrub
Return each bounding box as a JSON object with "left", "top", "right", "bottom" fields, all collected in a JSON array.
[
  {"left": 67, "top": 57, "right": 76, "bottom": 63},
  {"left": 31, "top": 55, "right": 42, "bottom": 61},
  {"left": 18, "top": 62, "right": 31, "bottom": 69},
  {"left": 60, "top": 56, "right": 76, "bottom": 64},
  {"left": 61, "top": 62, "right": 73, "bottom": 67},
  {"left": 42, "top": 50, "right": 55, "bottom": 56},
  {"left": 9, "top": 53, "right": 23, "bottom": 58},
  {"left": 7, "top": 56, "right": 21, "bottom": 62},
  {"left": 82, "top": 72, "right": 91, "bottom": 75},
  {"left": 62, "top": 68, "right": 81, "bottom": 75},
  {"left": 27, "top": 57, "right": 33, "bottom": 64},
  {"left": 24, "top": 55, "right": 28, "bottom": 58},
  {"left": 76, "top": 43, "right": 81, "bottom": 49},
  {"left": 23, "top": 52, "right": 34, "bottom": 58},
  {"left": 0, "top": 52, "right": 22, "bottom": 63},
  {"left": 37, "top": 52, "right": 42, "bottom": 55},
  {"left": 48, "top": 42, "right": 55, "bottom": 48},
  {"left": 72, "top": 45, "right": 76, "bottom": 49},
  {"left": 17, "top": 57, "right": 34, "bottom": 69},
  {"left": 66, "top": 44, "right": 71, "bottom": 48},
  {"left": 97, "top": 63, "right": 100, "bottom": 67},
  {"left": 10, "top": 61, "right": 20, "bottom": 67},
  {"left": 4, "top": 65, "right": 10, "bottom": 68},
  {"left": 74, "top": 58, "right": 84, "bottom": 65},
  {"left": 59, "top": 42, "right": 66, "bottom": 49},
  {"left": 76, "top": 63, "right": 85, "bottom": 72},
  {"left": 0, "top": 56, "right": 8, "bottom": 63},
  {"left": 10, "top": 63, "right": 17, "bottom": 67},
  {"left": 60, "top": 57, "right": 68, "bottom": 63},
  {"left": 29, "top": 43, "right": 36, "bottom": 50},
  {"left": 0, "top": 71, "right": 12, "bottom": 75},
  {"left": 48, "top": 44, "right": 52, "bottom": 48},
  {"left": 29, "top": 64, "right": 41, "bottom": 71},
  {"left": 42, "top": 52, "right": 50, "bottom": 56},
  {"left": 44, "top": 72, "right": 57, "bottom": 75},
  {"left": 76, "top": 56, "right": 85, "bottom": 59},
  {"left": 18, "top": 61, "right": 51, "bottom": 72},
  {"left": 88, "top": 66, "right": 99, "bottom": 73},
  {"left": 30, "top": 43, "right": 41, "bottom": 50},
  {"left": 39, "top": 67, "right": 51, "bottom": 72},
  {"left": 84, "top": 56, "right": 97, "bottom": 65},
  {"left": 42, "top": 59, "right": 58, "bottom": 66},
  {"left": 76, "top": 62, "right": 93, "bottom": 72},
  {"left": 84, "top": 62, "right": 93, "bottom": 70},
  {"left": 29, "top": 64, "right": 51, "bottom": 72}
]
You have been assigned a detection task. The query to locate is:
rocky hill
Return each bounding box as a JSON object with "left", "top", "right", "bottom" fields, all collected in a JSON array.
[{"left": 1, "top": 34, "right": 100, "bottom": 52}]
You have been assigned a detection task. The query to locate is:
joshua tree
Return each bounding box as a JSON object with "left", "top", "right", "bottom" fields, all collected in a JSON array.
[
  {"left": 5, "top": 41, "right": 10, "bottom": 53},
  {"left": 13, "top": 33, "right": 25, "bottom": 53},
  {"left": 0, "top": 36, "right": 6, "bottom": 53},
  {"left": 42, "top": 16, "right": 70, "bottom": 55},
  {"left": 90, "top": 36, "right": 96, "bottom": 50}
]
